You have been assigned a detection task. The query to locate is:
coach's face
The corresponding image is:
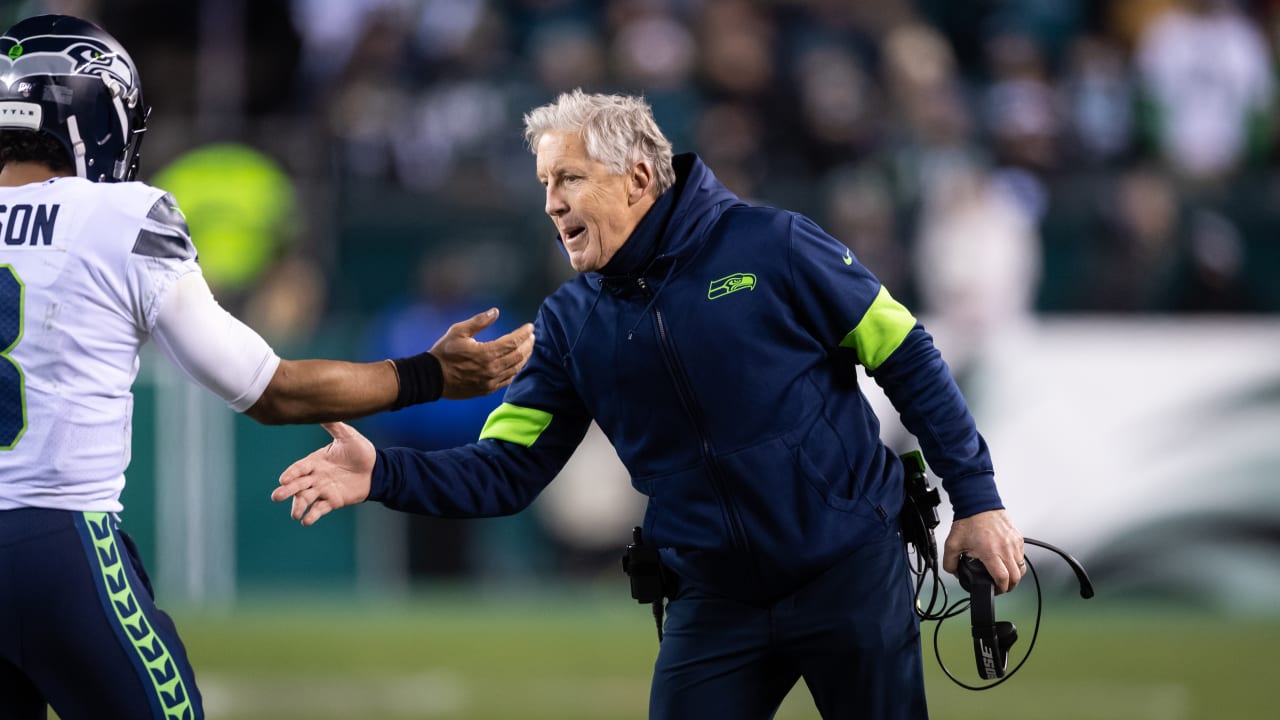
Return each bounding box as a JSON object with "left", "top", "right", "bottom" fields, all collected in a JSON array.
[{"left": 536, "top": 130, "right": 655, "bottom": 273}]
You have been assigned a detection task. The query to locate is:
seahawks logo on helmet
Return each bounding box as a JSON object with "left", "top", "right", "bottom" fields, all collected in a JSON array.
[
  {"left": 0, "top": 37, "right": 137, "bottom": 101},
  {"left": 0, "top": 15, "right": 149, "bottom": 182}
]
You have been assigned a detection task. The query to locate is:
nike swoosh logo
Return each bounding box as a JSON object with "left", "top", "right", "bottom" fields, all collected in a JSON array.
[{"left": 842, "top": 249, "right": 853, "bottom": 266}]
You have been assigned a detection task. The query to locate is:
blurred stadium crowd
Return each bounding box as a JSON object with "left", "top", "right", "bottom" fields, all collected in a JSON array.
[
  {"left": 9, "top": 0, "right": 1280, "bottom": 585},
  {"left": 22, "top": 0, "right": 1277, "bottom": 325}
]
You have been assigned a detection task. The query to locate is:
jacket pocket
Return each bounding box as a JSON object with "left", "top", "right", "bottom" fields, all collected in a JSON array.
[{"left": 794, "top": 442, "right": 887, "bottom": 527}]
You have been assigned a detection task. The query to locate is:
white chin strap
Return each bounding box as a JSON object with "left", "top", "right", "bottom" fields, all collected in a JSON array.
[{"left": 65, "top": 114, "right": 89, "bottom": 179}]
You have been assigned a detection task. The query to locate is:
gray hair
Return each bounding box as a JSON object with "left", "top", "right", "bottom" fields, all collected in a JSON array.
[{"left": 523, "top": 88, "right": 676, "bottom": 196}]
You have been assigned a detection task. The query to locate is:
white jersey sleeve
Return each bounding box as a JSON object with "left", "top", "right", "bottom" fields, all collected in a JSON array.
[
  {"left": 0, "top": 177, "right": 272, "bottom": 512},
  {"left": 151, "top": 271, "right": 280, "bottom": 413}
]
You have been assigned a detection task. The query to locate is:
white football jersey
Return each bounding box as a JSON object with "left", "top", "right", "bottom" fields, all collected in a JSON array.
[{"left": 0, "top": 177, "right": 204, "bottom": 511}]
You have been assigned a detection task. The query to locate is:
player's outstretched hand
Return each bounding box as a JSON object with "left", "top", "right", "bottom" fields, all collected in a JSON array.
[
  {"left": 272, "top": 422, "right": 376, "bottom": 526},
  {"left": 431, "top": 308, "right": 534, "bottom": 400}
]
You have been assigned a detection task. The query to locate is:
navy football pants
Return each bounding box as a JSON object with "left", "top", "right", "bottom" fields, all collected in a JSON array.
[
  {"left": 0, "top": 508, "right": 203, "bottom": 720},
  {"left": 650, "top": 529, "right": 927, "bottom": 719}
]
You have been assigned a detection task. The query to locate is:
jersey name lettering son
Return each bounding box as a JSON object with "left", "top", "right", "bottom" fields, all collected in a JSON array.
[{"left": 0, "top": 203, "right": 59, "bottom": 245}]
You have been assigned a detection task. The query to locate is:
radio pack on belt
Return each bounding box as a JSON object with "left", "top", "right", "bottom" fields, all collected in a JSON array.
[
  {"left": 898, "top": 449, "right": 940, "bottom": 568},
  {"left": 622, "top": 526, "right": 669, "bottom": 640}
]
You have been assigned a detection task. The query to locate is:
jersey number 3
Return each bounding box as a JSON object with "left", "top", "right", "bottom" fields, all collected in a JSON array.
[{"left": 1, "top": 265, "right": 26, "bottom": 449}]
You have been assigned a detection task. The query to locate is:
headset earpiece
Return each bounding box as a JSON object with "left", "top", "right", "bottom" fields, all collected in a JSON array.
[
  {"left": 995, "top": 620, "right": 1018, "bottom": 650},
  {"left": 957, "top": 555, "right": 1017, "bottom": 679}
]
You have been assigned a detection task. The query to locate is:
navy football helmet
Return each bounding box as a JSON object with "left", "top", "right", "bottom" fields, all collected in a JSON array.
[{"left": 0, "top": 15, "right": 149, "bottom": 182}]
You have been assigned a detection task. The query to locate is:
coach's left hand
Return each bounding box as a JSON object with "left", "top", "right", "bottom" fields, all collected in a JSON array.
[
  {"left": 942, "top": 509, "right": 1025, "bottom": 594},
  {"left": 271, "top": 422, "right": 375, "bottom": 526}
]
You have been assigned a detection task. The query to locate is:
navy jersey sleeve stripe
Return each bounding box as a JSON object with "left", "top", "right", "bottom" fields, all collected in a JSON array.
[{"left": 133, "top": 193, "right": 195, "bottom": 260}]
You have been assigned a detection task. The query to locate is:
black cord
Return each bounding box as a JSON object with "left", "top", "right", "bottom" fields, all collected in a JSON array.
[
  {"left": 907, "top": 540, "right": 1046, "bottom": 689},
  {"left": 932, "top": 555, "right": 1044, "bottom": 690}
]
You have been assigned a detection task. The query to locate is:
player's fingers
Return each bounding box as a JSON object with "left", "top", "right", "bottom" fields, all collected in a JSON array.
[
  {"left": 486, "top": 323, "right": 533, "bottom": 356},
  {"left": 514, "top": 324, "right": 536, "bottom": 353},
  {"left": 481, "top": 371, "right": 516, "bottom": 395},
  {"left": 505, "top": 322, "right": 535, "bottom": 348},
  {"left": 495, "top": 340, "right": 533, "bottom": 373},
  {"left": 498, "top": 325, "right": 535, "bottom": 366}
]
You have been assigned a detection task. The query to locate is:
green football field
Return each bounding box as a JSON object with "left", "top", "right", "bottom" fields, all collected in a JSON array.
[{"left": 136, "top": 588, "right": 1276, "bottom": 720}]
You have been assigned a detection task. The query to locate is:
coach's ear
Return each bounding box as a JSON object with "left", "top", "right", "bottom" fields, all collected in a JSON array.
[{"left": 627, "top": 159, "right": 654, "bottom": 204}]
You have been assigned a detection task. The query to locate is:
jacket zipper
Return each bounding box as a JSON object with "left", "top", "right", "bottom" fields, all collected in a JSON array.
[{"left": 637, "top": 276, "right": 751, "bottom": 554}]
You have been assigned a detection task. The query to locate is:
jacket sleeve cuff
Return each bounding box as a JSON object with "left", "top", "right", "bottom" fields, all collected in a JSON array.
[
  {"left": 946, "top": 472, "right": 1004, "bottom": 519},
  {"left": 368, "top": 449, "right": 393, "bottom": 503}
]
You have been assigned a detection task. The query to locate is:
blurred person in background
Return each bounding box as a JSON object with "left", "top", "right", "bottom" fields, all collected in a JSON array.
[
  {"left": 877, "top": 21, "right": 980, "bottom": 217},
  {"left": 1059, "top": 33, "right": 1136, "bottom": 169},
  {"left": 273, "top": 89, "right": 1025, "bottom": 720},
  {"left": 1175, "top": 209, "right": 1259, "bottom": 312},
  {"left": 1088, "top": 166, "right": 1187, "bottom": 311},
  {"left": 912, "top": 160, "right": 1042, "bottom": 395},
  {"left": 687, "top": 0, "right": 783, "bottom": 200},
  {"left": 361, "top": 247, "right": 519, "bottom": 579},
  {"left": 533, "top": 420, "right": 645, "bottom": 579},
  {"left": 0, "top": 14, "right": 532, "bottom": 719},
  {"left": 148, "top": 143, "right": 300, "bottom": 316},
  {"left": 821, "top": 166, "right": 910, "bottom": 304},
  {"left": 980, "top": 28, "right": 1062, "bottom": 181},
  {"left": 607, "top": 0, "right": 699, "bottom": 152},
  {"left": 1134, "top": 0, "right": 1275, "bottom": 188}
]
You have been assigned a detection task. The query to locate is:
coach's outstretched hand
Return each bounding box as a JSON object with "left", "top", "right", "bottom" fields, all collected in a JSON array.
[
  {"left": 433, "top": 309, "right": 534, "bottom": 400},
  {"left": 272, "top": 422, "right": 376, "bottom": 526}
]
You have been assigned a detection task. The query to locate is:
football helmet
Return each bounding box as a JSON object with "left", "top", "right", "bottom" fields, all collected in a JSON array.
[{"left": 0, "top": 14, "right": 149, "bottom": 182}]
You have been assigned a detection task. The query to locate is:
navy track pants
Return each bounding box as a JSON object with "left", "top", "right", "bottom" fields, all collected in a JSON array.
[
  {"left": 649, "top": 529, "right": 927, "bottom": 719},
  {"left": 0, "top": 507, "right": 203, "bottom": 720}
]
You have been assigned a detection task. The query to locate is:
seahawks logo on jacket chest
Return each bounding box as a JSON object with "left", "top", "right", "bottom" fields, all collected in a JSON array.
[{"left": 708, "top": 273, "right": 757, "bottom": 300}]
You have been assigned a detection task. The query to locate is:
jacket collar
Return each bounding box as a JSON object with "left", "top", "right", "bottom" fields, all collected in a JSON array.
[
  {"left": 597, "top": 172, "right": 677, "bottom": 279},
  {"left": 590, "top": 153, "right": 741, "bottom": 286}
]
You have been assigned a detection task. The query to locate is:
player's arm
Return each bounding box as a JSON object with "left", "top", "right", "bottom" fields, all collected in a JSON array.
[
  {"left": 249, "top": 307, "right": 533, "bottom": 424},
  {"left": 150, "top": 272, "right": 533, "bottom": 424},
  {"left": 273, "top": 307, "right": 590, "bottom": 525}
]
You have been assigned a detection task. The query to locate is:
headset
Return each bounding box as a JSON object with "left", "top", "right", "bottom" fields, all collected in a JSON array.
[
  {"left": 956, "top": 538, "right": 1094, "bottom": 685},
  {"left": 899, "top": 451, "right": 1095, "bottom": 689}
]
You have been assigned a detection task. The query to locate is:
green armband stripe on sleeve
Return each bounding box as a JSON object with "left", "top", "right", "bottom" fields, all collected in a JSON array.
[
  {"left": 479, "top": 403, "right": 553, "bottom": 447},
  {"left": 838, "top": 285, "right": 916, "bottom": 371}
]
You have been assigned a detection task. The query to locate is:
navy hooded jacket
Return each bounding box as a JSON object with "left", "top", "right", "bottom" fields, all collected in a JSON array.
[{"left": 370, "top": 154, "right": 1003, "bottom": 604}]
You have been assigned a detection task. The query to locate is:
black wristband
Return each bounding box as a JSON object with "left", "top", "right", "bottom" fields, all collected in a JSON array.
[{"left": 391, "top": 351, "right": 444, "bottom": 409}]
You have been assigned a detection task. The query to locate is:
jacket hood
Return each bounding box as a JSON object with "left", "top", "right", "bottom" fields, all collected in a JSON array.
[{"left": 591, "top": 153, "right": 744, "bottom": 286}]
